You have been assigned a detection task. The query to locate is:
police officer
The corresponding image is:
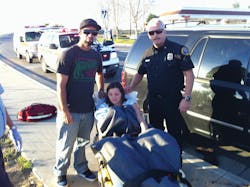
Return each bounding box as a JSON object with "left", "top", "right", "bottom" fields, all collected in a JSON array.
[{"left": 125, "top": 18, "right": 194, "bottom": 149}]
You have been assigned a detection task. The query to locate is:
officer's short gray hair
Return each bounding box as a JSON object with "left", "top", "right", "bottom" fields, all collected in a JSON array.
[{"left": 146, "top": 18, "right": 165, "bottom": 31}]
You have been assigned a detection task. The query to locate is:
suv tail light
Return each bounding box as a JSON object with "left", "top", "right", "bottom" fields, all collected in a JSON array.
[{"left": 101, "top": 51, "right": 110, "bottom": 61}]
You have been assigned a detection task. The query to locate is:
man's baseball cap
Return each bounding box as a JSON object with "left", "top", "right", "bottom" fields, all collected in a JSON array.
[{"left": 79, "top": 18, "right": 101, "bottom": 31}]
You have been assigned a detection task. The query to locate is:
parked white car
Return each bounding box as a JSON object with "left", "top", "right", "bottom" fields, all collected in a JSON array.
[
  {"left": 38, "top": 28, "right": 119, "bottom": 77},
  {"left": 13, "top": 27, "right": 44, "bottom": 63},
  {"left": 38, "top": 28, "right": 79, "bottom": 73}
]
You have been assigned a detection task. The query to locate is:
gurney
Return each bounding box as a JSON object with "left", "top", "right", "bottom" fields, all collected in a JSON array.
[
  {"left": 92, "top": 92, "right": 192, "bottom": 187},
  {"left": 91, "top": 128, "right": 192, "bottom": 187}
]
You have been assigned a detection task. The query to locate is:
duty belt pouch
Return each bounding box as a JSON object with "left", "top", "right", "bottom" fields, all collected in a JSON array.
[{"left": 17, "top": 103, "right": 57, "bottom": 122}]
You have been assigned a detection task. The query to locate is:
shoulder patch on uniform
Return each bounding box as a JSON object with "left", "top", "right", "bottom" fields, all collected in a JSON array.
[{"left": 181, "top": 47, "right": 189, "bottom": 55}]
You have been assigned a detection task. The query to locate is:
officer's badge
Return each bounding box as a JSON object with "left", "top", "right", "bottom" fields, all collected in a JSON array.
[
  {"left": 166, "top": 53, "right": 173, "bottom": 61},
  {"left": 145, "top": 59, "right": 150, "bottom": 63},
  {"left": 181, "top": 47, "right": 189, "bottom": 55}
]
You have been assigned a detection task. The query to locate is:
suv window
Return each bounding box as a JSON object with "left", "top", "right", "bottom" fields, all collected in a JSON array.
[
  {"left": 190, "top": 38, "right": 207, "bottom": 75},
  {"left": 125, "top": 33, "right": 152, "bottom": 68},
  {"left": 198, "top": 37, "right": 250, "bottom": 80},
  {"left": 168, "top": 35, "right": 188, "bottom": 45},
  {"left": 59, "top": 34, "right": 79, "bottom": 48}
]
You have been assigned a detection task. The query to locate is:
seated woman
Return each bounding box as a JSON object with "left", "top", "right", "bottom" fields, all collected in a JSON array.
[{"left": 94, "top": 82, "right": 148, "bottom": 139}]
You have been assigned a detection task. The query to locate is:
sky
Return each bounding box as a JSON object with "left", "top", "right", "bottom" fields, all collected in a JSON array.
[{"left": 0, "top": 0, "right": 249, "bottom": 34}]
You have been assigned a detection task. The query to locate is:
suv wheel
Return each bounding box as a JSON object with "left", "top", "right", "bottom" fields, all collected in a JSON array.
[
  {"left": 104, "top": 71, "right": 116, "bottom": 78},
  {"left": 16, "top": 51, "right": 22, "bottom": 59},
  {"left": 25, "top": 52, "right": 32, "bottom": 63},
  {"left": 41, "top": 57, "right": 49, "bottom": 73}
]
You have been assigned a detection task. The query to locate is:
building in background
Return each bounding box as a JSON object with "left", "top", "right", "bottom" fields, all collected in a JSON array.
[{"left": 159, "top": 7, "right": 250, "bottom": 26}]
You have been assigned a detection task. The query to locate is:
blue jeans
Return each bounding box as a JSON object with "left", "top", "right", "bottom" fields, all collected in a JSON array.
[{"left": 54, "top": 111, "right": 94, "bottom": 177}]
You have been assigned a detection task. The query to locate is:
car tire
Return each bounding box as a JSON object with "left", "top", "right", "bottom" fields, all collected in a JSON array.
[
  {"left": 104, "top": 71, "right": 116, "bottom": 78},
  {"left": 41, "top": 57, "right": 49, "bottom": 73},
  {"left": 25, "top": 52, "right": 32, "bottom": 63},
  {"left": 16, "top": 51, "right": 22, "bottom": 59}
]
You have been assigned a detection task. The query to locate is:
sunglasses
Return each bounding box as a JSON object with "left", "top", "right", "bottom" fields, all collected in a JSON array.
[
  {"left": 83, "top": 30, "right": 98, "bottom": 36},
  {"left": 148, "top": 29, "right": 163, "bottom": 36}
]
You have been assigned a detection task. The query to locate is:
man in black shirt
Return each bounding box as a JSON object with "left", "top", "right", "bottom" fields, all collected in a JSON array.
[{"left": 54, "top": 18, "right": 105, "bottom": 186}]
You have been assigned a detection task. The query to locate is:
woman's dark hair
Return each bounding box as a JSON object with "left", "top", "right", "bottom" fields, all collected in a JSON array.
[{"left": 106, "top": 82, "right": 127, "bottom": 106}]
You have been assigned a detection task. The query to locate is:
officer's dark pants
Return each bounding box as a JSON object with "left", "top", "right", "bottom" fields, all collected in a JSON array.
[
  {"left": 0, "top": 146, "right": 13, "bottom": 187},
  {"left": 148, "top": 93, "right": 186, "bottom": 149}
]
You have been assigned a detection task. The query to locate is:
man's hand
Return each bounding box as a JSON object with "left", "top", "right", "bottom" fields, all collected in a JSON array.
[
  {"left": 63, "top": 111, "right": 73, "bottom": 124},
  {"left": 8, "top": 126, "right": 22, "bottom": 152},
  {"left": 124, "top": 85, "right": 132, "bottom": 94},
  {"left": 179, "top": 99, "right": 191, "bottom": 113},
  {"left": 98, "top": 90, "right": 106, "bottom": 98}
]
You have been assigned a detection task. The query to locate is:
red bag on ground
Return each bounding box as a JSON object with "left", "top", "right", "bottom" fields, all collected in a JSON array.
[{"left": 17, "top": 103, "right": 57, "bottom": 122}]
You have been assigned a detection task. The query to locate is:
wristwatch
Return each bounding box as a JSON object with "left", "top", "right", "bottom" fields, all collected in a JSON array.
[{"left": 183, "top": 95, "right": 192, "bottom": 102}]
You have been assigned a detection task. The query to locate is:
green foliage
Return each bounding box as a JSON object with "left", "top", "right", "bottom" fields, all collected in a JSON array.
[
  {"left": 146, "top": 14, "right": 159, "bottom": 24},
  {"left": 3, "top": 147, "right": 15, "bottom": 162},
  {"left": 114, "top": 38, "right": 135, "bottom": 45},
  {"left": 1, "top": 136, "right": 33, "bottom": 171},
  {"left": 17, "top": 156, "right": 33, "bottom": 170},
  {"left": 1, "top": 136, "right": 16, "bottom": 162}
]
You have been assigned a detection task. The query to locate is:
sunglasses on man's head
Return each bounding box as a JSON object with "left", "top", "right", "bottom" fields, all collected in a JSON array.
[
  {"left": 148, "top": 29, "right": 163, "bottom": 36},
  {"left": 83, "top": 30, "right": 98, "bottom": 36}
]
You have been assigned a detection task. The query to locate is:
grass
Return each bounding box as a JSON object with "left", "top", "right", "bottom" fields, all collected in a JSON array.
[
  {"left": 114, "top": 38, "right": 135, "bottom": 45},
  {"left": 17, "top": 156, "right": 33, "bottom": 170},
  {"left": 1, "top": 135, "right": 32, "bottom": 171},
  {"left": 0, "top": 135, "right": 43, "bottom": 186},
  {"left": 98, "top": 36, "right": 135, "bottom": 45}
]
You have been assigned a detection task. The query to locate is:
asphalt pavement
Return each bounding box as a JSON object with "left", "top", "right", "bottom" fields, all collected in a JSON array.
[{"left": 0, "top": 59, "right": 249, "bottom": 187}]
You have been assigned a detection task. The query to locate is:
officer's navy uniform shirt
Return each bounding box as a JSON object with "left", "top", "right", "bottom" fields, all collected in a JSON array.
[{"left": 138, "top": 39, "right": 194, "bottom": 96}]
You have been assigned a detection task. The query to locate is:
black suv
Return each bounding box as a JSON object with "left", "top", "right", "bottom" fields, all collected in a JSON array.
[{"left": 122, "top": 25, "right": 250, "bottom": 145}]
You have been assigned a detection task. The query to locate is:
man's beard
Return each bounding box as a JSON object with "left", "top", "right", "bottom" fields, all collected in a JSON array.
[{"left": 86, "top": 40, "right": 93, "bottom": 46}]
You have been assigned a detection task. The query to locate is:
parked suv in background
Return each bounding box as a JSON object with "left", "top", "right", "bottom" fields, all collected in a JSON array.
[
  {"left": 92, "top": 40, "right": 119, "bottom": 77},
  {"left": 38, "top": 28, "right": 79, "bottom": 73},
  {"left": 13, "top": 27, "right": 44, "bottom": 63},
  {"left": 122, "top": 25, "right": 250, "bottom": 146},
  {"left": 38, "top": 28, "right": 119, "bottom": 77}
]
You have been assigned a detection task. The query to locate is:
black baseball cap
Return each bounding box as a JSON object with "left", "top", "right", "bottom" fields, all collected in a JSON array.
[{"left": 79, "top": 18, "right": 101, "bottom": 31}]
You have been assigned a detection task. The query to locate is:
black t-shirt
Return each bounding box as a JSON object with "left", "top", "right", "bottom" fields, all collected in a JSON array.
[
  {"left": 57, "top": 45, "right": 103, "bottom": 113},
  {"left": 138, "top": 39, "right": 194, "bottom": 96}
]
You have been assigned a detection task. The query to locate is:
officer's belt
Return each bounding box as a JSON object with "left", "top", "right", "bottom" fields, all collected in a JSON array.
[
  {"left": 150, "top": 92, "right": 179, "bottom": 99},
  {"left": 151, "top": 93, "right": 166, "bottom": 99}
]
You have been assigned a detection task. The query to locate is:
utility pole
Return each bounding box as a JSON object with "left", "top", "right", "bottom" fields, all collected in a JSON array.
[{"left": 101, "top": 9, "right": 109, "bottom": 40}]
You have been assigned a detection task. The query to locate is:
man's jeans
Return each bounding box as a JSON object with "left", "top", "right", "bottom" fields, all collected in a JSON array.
[{"left": 54, "top": 111, "right": 94, "bottom": 177}]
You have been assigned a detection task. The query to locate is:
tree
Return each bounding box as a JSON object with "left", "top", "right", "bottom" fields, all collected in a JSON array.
[
  {"left": 129, "top": 0, "right": 143, "bottom": 36},
  {"left": 232, "top": 2, "right": 240, "bottom": 8},
  {"left": 111, "top": 0, "right": 121, "bottom": 39},
  {"left": 100, "top": 0, "right": 121, "bottom": 39},
  {"left": 100, "top": 0, "right": 156, "bottom": 38},
  {"left": 146, "top": 14, "right": 158, "bottom": 26}
]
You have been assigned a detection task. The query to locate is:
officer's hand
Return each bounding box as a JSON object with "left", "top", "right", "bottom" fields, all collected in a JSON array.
[
  {"left": 124, "top": 86, "right": 132, "bottom": 94},
  {"left": 8, "top": 126, "right": 22, "bottom": 152},
  {"left": 179, "top": 99, "right": 191, "bottom": 113}
]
